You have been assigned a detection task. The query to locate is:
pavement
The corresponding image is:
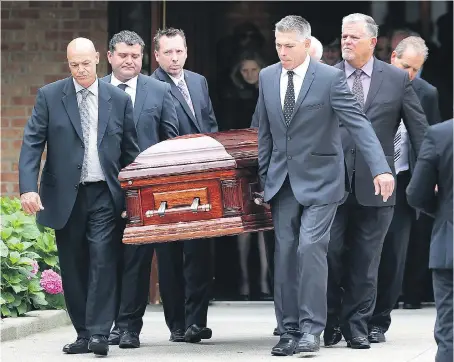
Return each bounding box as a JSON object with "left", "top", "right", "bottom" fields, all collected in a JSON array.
[{"left": 0, "top": 302, "right": 437, "bottom": 362}]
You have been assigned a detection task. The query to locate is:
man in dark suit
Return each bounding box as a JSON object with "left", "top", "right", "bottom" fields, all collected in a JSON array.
[
  {"left": 101, "top": 30, "right": 179, "bottom": 349},
  {"left": 151, "top": 28, "right": 218, "bottom": 343},
  {"left": 257, "top": 16, "right": 394, "bottom": 357},
  {"left": 369, "top": 36, "right": 441, "bottom": 342},
  {"left": 325, "top": 14, "right": 428, "bottom": 349},
  {"left": 406, "top": 119, "right": 453, "bottom": 362},
  {"left": 19, "top": 38, "right": 140, "bottom": 356}
]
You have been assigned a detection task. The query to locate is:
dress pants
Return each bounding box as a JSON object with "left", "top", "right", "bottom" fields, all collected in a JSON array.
[
  {"left": 433, "top": 269, "right": 453, "bottom": 362},
  {"left": 370, "top": 171, "right": 414, "bottom": 331},
  {"left": 271, "top": 177, "right": 338, "bottom": 336},
  {"left": 156, "top": 238, "right": 213, "bottom": 332},
  {"left": 327, "top": 192, "right": 393, "bottom": 339},
  {"left": 55, "top": 182, "right": 119, "bottom": 338}
]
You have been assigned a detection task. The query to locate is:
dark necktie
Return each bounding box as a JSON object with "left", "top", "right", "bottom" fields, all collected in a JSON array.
[
  {"left": 117, "top": 83, "right": 127, "bottom": 91},
  {"left": 283, "top": 70, "right": 295, "bottom": 127},
  {"left": 352, "top": 69, "right": 364, "bottom": 108}
]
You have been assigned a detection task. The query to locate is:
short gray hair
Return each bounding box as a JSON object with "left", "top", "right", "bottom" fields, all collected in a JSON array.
[
  {"left": 309, "top": 36, "right": 323, "bottom": 60},
  {"left": 109, "top": 30, "right": 145, "bottom": 53},
  {"left": 342, "top": 13, "right": 379, "bottom": 38},
  {"left": 395, "top": 36, "right": 429, "bottom": 61},
  {"left": 275, "top": 15, "right": 311, "bottom": 41}
]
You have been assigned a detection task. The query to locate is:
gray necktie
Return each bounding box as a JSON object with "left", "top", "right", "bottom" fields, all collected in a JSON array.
[
  {"left": 352, "top": 69, "right": 364, "bottom": 108},
  {"left": 117, "top": 83, "right": 127, "bottom": 91},
  {"left": 177, "top": 79, "right": 195, "bottom": 117},
  {"left": 79, "top": 88, "right": 90, "bottom": 182},
  {"left": 394, "top": 121, "right": 403, "bottom": 163},
  {"left": 283, "top": 70, "right": 295, "bottom": 127}
]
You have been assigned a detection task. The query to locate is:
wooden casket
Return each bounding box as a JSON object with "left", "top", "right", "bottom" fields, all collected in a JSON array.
[{"left": 118, "top": 128, "right": 273, "bottom": 244}]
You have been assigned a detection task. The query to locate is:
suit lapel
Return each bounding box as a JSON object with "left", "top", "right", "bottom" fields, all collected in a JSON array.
[
  {"left": 290, "top": 58, "right": 316, "bottom": 122},
  {"left": 62, "top": 78, "right": 83, "bottom": 142},
  {"left": 363, "top": 58, "right": 384, "bottom": 112},
  {"left": 184, "top": 73, "right": 203, "bottom": 132},
  {"left": 273, "top": 64, "right": 286, "bottom": 127},
  {"left": 133, "top": 74, "right": 148, "bottom": 125},
  {"left": 97, "top": 80, "right": 112, "bottom": 145}
]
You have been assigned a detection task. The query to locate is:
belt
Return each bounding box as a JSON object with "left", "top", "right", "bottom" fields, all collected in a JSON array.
[{"left": 80, "top": 180, "right": 106, "bottom": 186}]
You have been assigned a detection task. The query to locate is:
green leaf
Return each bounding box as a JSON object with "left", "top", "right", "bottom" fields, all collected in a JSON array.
[
  {"left": 0, "top": 296, "right": 6, "bottom": 305},
  {"left": 0, "top": 239, "right": 8, "bottom": 257},
  {"left": 11, "top": 284, "right": 27, "bottom": 294},
  {"left": 2, "top": 292, "right": 15, "bottom": 303},
  {"left": 31, "top": 292, "right": 48, "bottom": 306},
  {"left": 28, "top": 279, "right": 42, "bottom": 293},
  {"left": 1, "top": 227, "right": 13, "bottom": 240},
  {"left": 10, "top": 297, "right": 22, "bottom": 307},
  {"left": 1, "top": 305, "right": 11, "bottom": 317},
  {"left": 16, "top": 301, "right": 28, "bottom": 315},
  {"left": 9, "top": 251, "right": 20, "bottom": 264},
  {"left": 18, "top": 257, "right": 35, "bottom": 266},
  {"left": 43, "top": 256, "right": 58, "bottom": 267},
  {"left": 21, "top": 223, "right": 41, "bottom": 241}
]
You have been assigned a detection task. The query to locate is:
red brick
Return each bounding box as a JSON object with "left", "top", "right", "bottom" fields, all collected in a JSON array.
[
  {"left": 2, "top": 128, "right": 24, "bottom": 139},
  {"left": 2, "top": 20, "right": 25, "bottom": 30},
  {"left": 13, "top": 140, "right": 23, "bottom": 149},
  {"left": 11, "top": 9, "right": 40, "bottom": 19},
  {"left": 1, "top": 172, "right": 18, "bottom": 182},
  {"left": 44, "top": 74, "right": 64, "bottom": 83},
  {"left": 2, "top": 108, "right": 26, "bottom": 117},
  {"left": 1, "top": 118, "right": 11, "bottom": 127},
  {"left": 11, "top": 118, "right": 28, "bottom": 127},
  {"left": 1, "top": 42, "right": 25, "bottom": 51},
  {"left": 79, "top": 9, "right": 105, "bottom": 19},
  {"left": 63, "top": 20, "right": 92, "bottom": 30},
  {"left": 1, "top": 183, "right": 8, "bottom": 194},
  {"left": 12, "top": 96, "right": 36, "bottom": 106},
  {"left": 30, "top": 85, "right": 40, "bottom": 95},
  {"left": 11, "top": 162, "right": 18, "bottom": 172},
  {"left": 29, "top": 2, "right": 58, "bottom": 8},
  {"left": 2, "top": 10, "right": 10, "bottom": 19},
  {"left": 12, "top": 183, "right": 19, "bottom": 195},
  {"left": 10, "top": 52, "right": 41, "bottom": 62},
  {"left": 60, "top": 1, "right": 74, "bottom": 8},
  {"left": 1, "top": 141, "right": 11, "bottom": 151},
  {"left": 44, "top": 30, "right": 59, "bottom": 41}
]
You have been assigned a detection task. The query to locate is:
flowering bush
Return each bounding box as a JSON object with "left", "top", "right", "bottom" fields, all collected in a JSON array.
[{"left": 1, "top": 197, "right": 65, "bottom": 317}]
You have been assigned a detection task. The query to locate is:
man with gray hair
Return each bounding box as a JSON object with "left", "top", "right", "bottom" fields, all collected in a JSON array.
[
  {"left": 369, "top": 35, "right": 441, "bottom": 343},
  {"left": 309, "top": 36, "right": 323, "bottom": 62},
  {"left": 326, "top": 13, "right": 428, "bottom": 349},
  {"left": 257, "top": 15, "right": 394, "bottom": 356},
  {"left": 101, "top": 30, "right": 179, "bottom": 349}
]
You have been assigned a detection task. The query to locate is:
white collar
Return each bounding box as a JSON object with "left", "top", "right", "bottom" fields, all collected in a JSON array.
[
  {"left": 110, "top": 73, "right": 138, "bottom": 90},
  {"left": 281, "top": 55, "right": 311, "bottom": 78},
  {"left": 73, "top": 77, "right": 98, "bottom": 96}
]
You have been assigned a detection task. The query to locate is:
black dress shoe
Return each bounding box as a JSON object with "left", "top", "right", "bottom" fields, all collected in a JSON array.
[
  {"left": 170, "top": 329, "right": 185, "bottom": 342},
  {"left": 108, "top": 327, "right": 121, "bottom": 345},
  {"left": 119, "top": 331, "right": 140, "bottom": 349},
  {"left": 273, "top": 327, "right": 280, "bottom": 336},
  {"left": 88, "top": 335, "right": 109, "bottom": 356},
  {"left": 323, "top": 326, "right": 342, "bottom": 346},
  {"left": 368, "top": 326, "right": 386, "bottom": 343},
  {"left": 271, "top": 336, "right": 298, "bottom": 356},
  {"left": 184, "top": 324, "right": 212, "bottom": 343},
  {"left": 403, "top": 302, "right": 422, "bottom": 309},
  {"left": 295, "top": 333, "right": 320, "bottom": 354},
  {"left": 347, "top": 336, "right": 371, "bottom": 349},
  {"left": 259, "top": 292, "right": 273, "bottom": 301},
  {"left": 62, "top": 338, "right": 90, "bottom": 354}
]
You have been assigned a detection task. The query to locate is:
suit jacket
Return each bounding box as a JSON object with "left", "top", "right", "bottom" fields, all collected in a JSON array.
[
  {"left": 257, "top": 59, "right": 391, "bottom": 206},
  {"left": 406, "top": 119, "right": 453, "bottom": 269},
  {"left": 151, "top": 67, "right": 218, "bottom": 135},
  {"left": 335, "top": 58, "right": 428, "bottom": 207},
  {"left": 408, "top": 77, "right": 442, "bottom": 172},
  {"left": 101, "top": 73, "right": 179, "bottom": 151},
  {"left": 19, "top": 77, "right": 140, "bottom": 230}
]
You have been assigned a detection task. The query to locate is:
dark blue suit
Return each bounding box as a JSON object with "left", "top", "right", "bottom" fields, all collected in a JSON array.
[
  {"left": 100, "top": 73, "right": 179, "bottom": 335},
  {"left": 19, "top": 76, "right": 140, "bottom": 338},
  {"left": 151, "top": 66, "right": 218, "bottom": 332}
]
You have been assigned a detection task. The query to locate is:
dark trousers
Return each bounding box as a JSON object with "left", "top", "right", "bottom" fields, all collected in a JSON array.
[
  {"left": 156, "top": 238, "right": 213, "bottom": 332},
  {"left": 263, "top": 230, "right": 275, "bottom": 295},
  {"left": 433, "top": 269, "right": 453, "bottom": 362},
  {"left": 113, "top": 243, "right": 155, "bottom": 334},
  {"left": 55, "top": 182, "right": 120, "bottom": 338},
  {"left": 403, "top": 213, "right": 433, "bottom": 303},
  {"left": 327, "top": 193, "right": 394, "bottom": 339},
  {"left": 370, "top": 171, "right": 414, "bottom": 331}
]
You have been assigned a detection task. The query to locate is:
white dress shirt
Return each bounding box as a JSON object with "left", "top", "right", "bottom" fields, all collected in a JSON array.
[
  {"left": 73, "top": 78, "right": 105, "bottom": 182},
  {"left": 110, "top": 74, "right": 138, "bottom": 106},
  {"left": 280, "top": 55, "right": 311, "bottom": 109},
  {"left": 169, "top": 70, "right": 195, "bottom": 107}
]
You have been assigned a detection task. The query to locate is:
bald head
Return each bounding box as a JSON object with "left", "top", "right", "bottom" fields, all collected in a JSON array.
[
  {"left": 67, "top": 37, "right": 99, "bottom": 88},
  {"left": 309, "top": 36, "right": 323, "bottom": 61}
]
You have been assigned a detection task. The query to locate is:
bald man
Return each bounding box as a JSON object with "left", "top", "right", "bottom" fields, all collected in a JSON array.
[
  {"left": 309, "top": 36, "right": 324, "bottom": 62},
  {"left": 19, "top": 38, "right": 140, "bottom": 356}
]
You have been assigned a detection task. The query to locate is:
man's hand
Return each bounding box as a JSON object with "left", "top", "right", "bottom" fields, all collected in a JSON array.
[
  {"left": 20, "top": 192, "right": 44, "bottom": 215},
  {"left": 373, "top": 173, "right": 395, "bottom": 202},
  {"left": 253, "top": 191, "right": 271, "bottom": 210}
]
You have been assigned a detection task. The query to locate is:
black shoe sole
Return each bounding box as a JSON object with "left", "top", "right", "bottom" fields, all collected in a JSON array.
[
  {"left": 271, "top": 350, "right": 296, "bottom": 356},
  {"left": 170, "top": 337, "right": 186, "bottom": 342},
  {"left": 369, "top": 337, "right": 386, "bottom": 343},
  {"left": 119, "top": 342, "right": 140, "bottom": 349},
  {"left": 89, "top": 344, "right": 109, "bottom": 356},
  {"left": 185, "top": 329, "right": 212, "bottom": 343},
  {"left": 63, "top": 349, "right": 91, "bottom": 354},
  {"left": 108, "top": 339, "right": 120, "bottom": 346},
  {"left": 347, "top": 343, "right": 371, "bottom": 349}
]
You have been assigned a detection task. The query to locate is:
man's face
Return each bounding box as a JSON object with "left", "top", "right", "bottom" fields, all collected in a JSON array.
[
  {"left": 67, "top": 49, "right": 99, "bottom": 88},
  {"left": 390, "top": 48, "right": 425, "bottom": 81},
  {"left": 154, "top": 35, "right": 187, "bottom": 77},
  {"left": 341, "top": 22, "right": 376, "bottom": 63},
  {"left": 240, "top": 60, "right": 261, "bottom": 85},
  {"left": 107, "top": 42, "right": 143, "bottom": 82},
  {"left": 275, "top": 31, "right": 309, "bottom": 70},
  {"left": 323, "top": 46, "right": 341, "bottom": 65}
]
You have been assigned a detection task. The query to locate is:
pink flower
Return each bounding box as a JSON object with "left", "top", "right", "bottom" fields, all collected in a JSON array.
[
  {"left": 40, "top": 269, "right": 63, "bottom": 295},
  {"left": 27, "top": 260, "right": 39, "bottom": 280}
]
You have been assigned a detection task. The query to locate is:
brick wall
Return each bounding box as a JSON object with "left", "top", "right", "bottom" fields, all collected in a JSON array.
[{"left": 1, "top": 1, "right": 108, "bottom": 197}]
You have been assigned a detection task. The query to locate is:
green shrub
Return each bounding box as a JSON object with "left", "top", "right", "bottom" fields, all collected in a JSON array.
[{"left": 1, "top": 197, "right": 65, "bottom": 317}]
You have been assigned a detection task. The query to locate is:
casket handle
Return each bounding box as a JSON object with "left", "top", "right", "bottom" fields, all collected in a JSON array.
[
  {"left": 157, "top": 201, "right": 167, "bottom": 217},
  {"left": 144, "top": 198, "right": 211, "bottom": 218},
  {"left": 190, "top": 198, "right": 200, "bottom": 212}
]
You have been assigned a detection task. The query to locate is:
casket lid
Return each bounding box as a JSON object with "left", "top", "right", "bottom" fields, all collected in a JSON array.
[{"left": 119, "top": 129, "right": 258, "bottom": 181}]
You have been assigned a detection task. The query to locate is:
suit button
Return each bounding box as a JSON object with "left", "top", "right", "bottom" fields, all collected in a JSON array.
[
  {"left": 77, "top": 164, "right": 82, "bottom": 169},
  {"left": 351, "top": 149, "right": 356, "bottom": 154},
  {"left": 74, "top": 184, "right": 78, "bottom": 190},
  {"left": 81, "top": 144, "right": 84, "bottom": 148},
  {"left": 287, "top": 136, "right": 291, "bottom": 141},
  {"left": 287, "top": 156, "right": 292, "bottom": 160}
]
